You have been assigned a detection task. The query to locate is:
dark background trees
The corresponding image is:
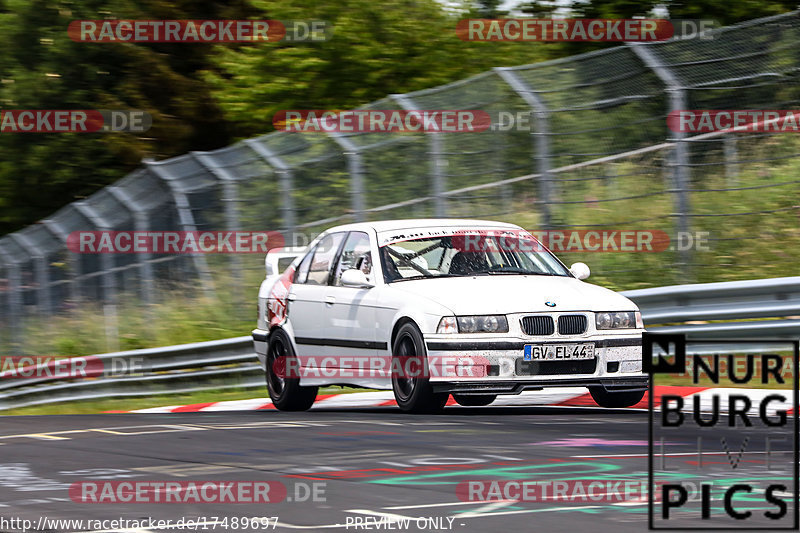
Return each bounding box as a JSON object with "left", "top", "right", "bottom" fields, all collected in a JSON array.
[{"left": 0, "top": 0, "right": 795, "bottom": 233}]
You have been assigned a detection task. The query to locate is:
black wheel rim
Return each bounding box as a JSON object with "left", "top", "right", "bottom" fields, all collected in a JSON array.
[
  {"left": 266, "top": 337, "right": 287, "bottom": 396},
  {"left": 393, "top": 333, "right": 418, "bottom": 401}
]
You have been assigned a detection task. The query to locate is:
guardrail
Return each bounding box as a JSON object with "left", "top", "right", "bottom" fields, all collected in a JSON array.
[
  {"left": 1, "top": 277, "right": 798, "bottom": 411},
  {"left": 0, "top": 336, "right": 261, "bottom": 411},
  {"left": 623, "top": 276, "right": 800, "bottom": 338}
]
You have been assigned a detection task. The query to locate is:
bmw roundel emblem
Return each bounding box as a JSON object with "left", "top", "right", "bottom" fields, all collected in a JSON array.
[{"left": 545, "top": 301, "right": 556, "bottom": 307}]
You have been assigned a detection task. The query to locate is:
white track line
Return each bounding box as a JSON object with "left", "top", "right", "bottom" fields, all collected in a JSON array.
[
  {"left": 200, "top": 398, "right": 272, "bottom": 411},
  {"left": 123, "top": 387, "right": 794, "bottom": 414}
]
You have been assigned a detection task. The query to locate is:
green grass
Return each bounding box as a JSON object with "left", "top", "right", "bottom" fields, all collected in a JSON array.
[
  {"left": 492, "top": 135, "right": 800, "bottom": 291},
  {"left": 2, "top": 133, "right": 798, "bottom": 413},
  {"left": 8, "top": 134, "right": 800, "bottom": 357},
  {"left": 15, "top": 271, "right": 260, "bottom": 357}
]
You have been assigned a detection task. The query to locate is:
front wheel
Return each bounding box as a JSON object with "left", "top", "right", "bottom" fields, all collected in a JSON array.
[
  {"left": 589, "top": 387, "right": 645, "bottom": 408},
  {"left": 265, "top": 329, "right": 318, "bottom": 411},
  {"left": 452, "top": 394, "right": 496, "bottom": 406},
  {"left": 391, "top": 322, "right": 449, "bottom": 413}
]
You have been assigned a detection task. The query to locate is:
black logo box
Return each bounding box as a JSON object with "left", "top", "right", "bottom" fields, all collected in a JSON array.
[{"left": 645, "top": 332, "right": 799, "bottom": 530}]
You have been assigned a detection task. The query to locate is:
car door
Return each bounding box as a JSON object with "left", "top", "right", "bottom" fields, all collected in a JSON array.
[
  {"left": 287, "top": 232, "right": 346, "bottom": 362},
  {"left": 325, "top": 231, "right": 381, "bottom": 379}
]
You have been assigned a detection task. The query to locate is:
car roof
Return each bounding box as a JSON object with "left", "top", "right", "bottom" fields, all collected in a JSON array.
[{"left": 323, "top": 218, "right": 523, "bottom": 235}]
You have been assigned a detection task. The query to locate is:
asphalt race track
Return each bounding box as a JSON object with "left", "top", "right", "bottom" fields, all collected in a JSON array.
[{"left": 0, "top": 406, "right": 794, "bottom": 532}]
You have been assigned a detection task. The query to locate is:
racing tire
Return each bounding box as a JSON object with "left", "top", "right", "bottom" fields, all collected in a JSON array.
[
  {"left": 452, "top": 394, "right": 497, "bottom": 407},
  {"left": 589, "top": 387, "right": 645, "bottom": 408},
  {"left": 265, "top": 329, "right": 318, "bottom": 411},
  {"left": 391, "top": 322, "right": 449, "bottom": 413}
]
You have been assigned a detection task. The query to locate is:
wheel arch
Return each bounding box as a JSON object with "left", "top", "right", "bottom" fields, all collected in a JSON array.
[
  {"left": 267, "top": 322, "right": 300, "bottom": 357},
  {"left": 390, "top": 317, "right": 419, "bottom": 350}
]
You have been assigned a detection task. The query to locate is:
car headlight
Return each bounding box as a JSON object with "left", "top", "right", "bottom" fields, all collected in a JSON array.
[
  {"left": 436, "top": 317, "right": 458, "bottom": 334},
  {"left": 595, "top": 311, "right": 641, "bottom": 330},
  {"left": 437, "top": 315, "right": 509, "bottom": 333}
]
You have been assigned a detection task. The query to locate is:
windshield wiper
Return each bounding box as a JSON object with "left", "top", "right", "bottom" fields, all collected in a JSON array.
[
  {"left": 473, "top": 269, "right": 557, "bottom": 275},
  {"left": 391, "top": 273, "right": 467, "bottom": 282}
]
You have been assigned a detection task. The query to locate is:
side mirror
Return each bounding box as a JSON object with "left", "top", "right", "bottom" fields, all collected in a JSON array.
[
  {"left": 569, "top": 262, "right": 590, "bottom": 280},
  {"left": 340, "top": 269, "right": 374, "bottom": 288},
  {"left": 264, "top": 256, "right": 274, "bottom": 276}
]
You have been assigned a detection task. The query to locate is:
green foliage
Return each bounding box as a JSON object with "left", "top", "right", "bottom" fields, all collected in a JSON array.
[
  {"left": 662, "top": 0, "right": 798, "bottom": 25},
  {"left": 519, "top": 0, "right": 797, "bottom": 23},
  {"left": 0, "top": 0, "right": 243, "bottom": 233},
  {"left": 1, "top": 1, "right": 799, "bottom": 362},
  {"left": 0, "top": 0, "right": 562, "bottom": 234},
  {"left": 203, "top": 0, "right": 556, "bottom": 138},
  {"left": 12, "top": 131, "right": 800, "bottom": 358},
  {"left": 20, "top": 277, "right": 255, "bottom": 356}
]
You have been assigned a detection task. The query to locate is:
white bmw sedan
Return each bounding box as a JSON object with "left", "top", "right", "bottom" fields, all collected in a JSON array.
[{"left": 252, "top": 219, "right": 646, "bottom": 412}]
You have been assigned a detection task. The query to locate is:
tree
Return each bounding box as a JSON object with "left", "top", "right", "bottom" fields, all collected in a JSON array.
[
  {"left": 516, "top": 0, "right": 798, "bottom": 25},
  {"left": 203, "top": 0, "right": 556, "bottom": 137},
  {"left": 0, "top": 0, "right": 243, "bottom": 233},
  {"left": 472, "top": 0, "right": 508, "bottom": 18}
]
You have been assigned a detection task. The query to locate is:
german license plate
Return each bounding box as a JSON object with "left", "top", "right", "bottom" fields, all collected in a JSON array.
[{"left": 524, "top": 343, "right": 594, "bottom": 361}]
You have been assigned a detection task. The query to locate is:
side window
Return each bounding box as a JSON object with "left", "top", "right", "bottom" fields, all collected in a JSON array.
[
  {"left": 306, "top": 233, "right": 345, "bottom": 285},
  {"left": 333, "top": 232, "right": 373, "bottom": 286},
  {"left": 278, "top": 256, "right": 296, "bottom": 273},
  {"left": 293, "top": 247, "right": 315, "bottom": 284}
]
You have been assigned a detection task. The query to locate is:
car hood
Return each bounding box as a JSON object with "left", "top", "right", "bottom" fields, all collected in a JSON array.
[{"left": 387, "top": 275, "right": 637, "bottom": 315}]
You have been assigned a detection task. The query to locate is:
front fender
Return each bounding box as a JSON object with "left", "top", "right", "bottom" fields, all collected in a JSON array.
[{"left": 376, "top": 286, "right": 455, "bottom": 350}]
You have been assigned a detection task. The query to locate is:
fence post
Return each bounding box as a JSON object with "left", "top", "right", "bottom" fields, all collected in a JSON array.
[
  {"left": 244, "top": 140, "right": 297, "bottom": 240},
  {"left": 9, "top": 234, "right": 51, "bottom": 316},
  {"left": 107, "top": 185, "right": 155, "bottom": 307},
  {"left": 723, "top": 134, "right": 739, "bottom": 185},
  {"left": 630, "top": 43, "right": 692, "bottom": 281},
  {"left": 145, "top": 161, "right": 217, "bottom": 300},
  {"left": 391, "top": 94, "right": 448, "bottom": 217},
  {"left": 494, "top": 67, "right": 553, "bottom": 228},
  {"left": 193, "top": 152, "right": 245, "bottom": 315},
  {"left": 42, "top": 219, "right": 80, "bottom": 307},
  {"left": 326, "top": 132, "right": 365, "bottom": 221},
  {"left": 0, "top": 245, "right": 22, "bottom": 354},
  {"left": 73, "top": 202, "right": 119, "bottom": 352}
]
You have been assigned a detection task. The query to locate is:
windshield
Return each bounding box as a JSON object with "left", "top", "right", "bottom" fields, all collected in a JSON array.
[{"left": 379, "top": 231, "right": 571, "bottom": 283}]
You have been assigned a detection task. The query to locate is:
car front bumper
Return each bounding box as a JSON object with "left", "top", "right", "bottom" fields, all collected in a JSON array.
[
  {"left": 423, "top": 334, "right": 647, "bottom": 394},
  {"left": 431, "top": 376, "right": 648, "bottom": 395}
]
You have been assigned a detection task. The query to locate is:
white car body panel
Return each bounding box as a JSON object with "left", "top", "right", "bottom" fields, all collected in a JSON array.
[
  {"left": 386, "top": 276, "right": 635, "bottom": 318},
  {"left": 253, "top": 219, "right": 646, "bottom": 395}
]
